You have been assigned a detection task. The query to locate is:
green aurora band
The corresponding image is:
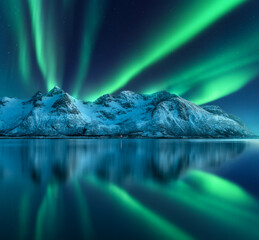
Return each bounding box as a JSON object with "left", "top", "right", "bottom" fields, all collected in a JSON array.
[
  {"left": 72, "top": 0, "right": 107, "bottom": 98},
  {"left": 143, "top": 29, "right": 259, "bottom": 104},
  {"left": 144, "top": 56, "right": 259, "bottom": 105},
  {"left": 85, "top": 0, "right": 246, "bottom": 101},
  {"left": 28, "top": 0, "right": 63, "bottom": 91},
  {"left": 3, "top": 0, "right": 31, "bottom": 86},
  {"left": 144, "top": 50, "right": 259, "bottom": 94},
  {"left": 188, "top": 68, "right": 258, "bottom": 105},
  {"left": 1, "top": 0, "right": 257, "bottom": 107}
]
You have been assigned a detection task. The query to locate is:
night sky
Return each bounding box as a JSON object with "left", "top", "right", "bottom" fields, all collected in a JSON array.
[{"left": 0, "top": 0, "right": 258, "bottom": 133}]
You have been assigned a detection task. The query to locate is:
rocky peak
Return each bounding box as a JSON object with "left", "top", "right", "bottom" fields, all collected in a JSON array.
[
  {"left": 202, "top": 105, "right": 246, "bottom": 128},
  {"left": 0, "top": 99, "right": 8, "bottom": 107},
  {"left": 95, "top": 94, "right": 114, "bottom": 106},
  {"left": 32, "top": 91, "right": 44, "bottom": 100},
  {"left": 151, "top": 91, "right": 177, "bottom": 105},
  {"left": 23, "top": 91, "right": 44, "bottom": 107},
  {"left": 118, "top": 90, "right": 140, "bottom": 98},
  {"left": 116, "top": 91, "right": 144, "bottom": 108},
  {"left": 47, "top": 86, "right": 65, "bottom": 97},
  {"left": 0, "top": 88, "right": 254, "bottom": 137},
  {"left": 51, "top": 93, "right": 80, "bottom": 115},
  {"left": 202, "top": 105, "right": 227, "bottom": 116}
]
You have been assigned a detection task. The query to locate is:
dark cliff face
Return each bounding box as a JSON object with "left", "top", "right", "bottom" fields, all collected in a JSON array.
[
  {"left": 0, "top": 87, "right": 254, "bottom": 137},
  {"left": 51, "top": 94, "right": 80, "bottom": 115}
]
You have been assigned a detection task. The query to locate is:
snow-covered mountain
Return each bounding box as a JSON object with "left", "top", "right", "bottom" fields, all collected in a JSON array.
[{"left": 0, "top": 86, "right": 254, "bottom": 137}]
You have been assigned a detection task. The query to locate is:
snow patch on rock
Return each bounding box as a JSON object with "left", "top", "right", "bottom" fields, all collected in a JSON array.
[{"left": 0, "top": 87, "right": 254, "bottom": 137}]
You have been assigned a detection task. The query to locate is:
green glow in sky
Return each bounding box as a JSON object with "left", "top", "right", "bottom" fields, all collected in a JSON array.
[
  {"left": 86, "top": 0, "right": 246, "bottom": 101},
  {"left": 143, "top": 28, "right": 259, "bottom": 104},
  {"left": 4, "top": 0, "right": 31, "bottom": 86},
  {"left": 144, "top": 50, "right": 259, "bottom": 95},
  {"left": 28, "top": 0, "right": 61, "bottom": 90},
  {"left": 72, "top": 0, "right": 106, "bottom": 98},
  {"left": 86, "top": 177, "right": 194, "bottom": 240},
  {"left": 0, "top": 0, "right": 257, "bottom": 108},
  {"left": 189, "top": 68, "right": 258, "bottom": 105},
  {"left": 62, "top": 0, "right": 72, "bottom": 9}
]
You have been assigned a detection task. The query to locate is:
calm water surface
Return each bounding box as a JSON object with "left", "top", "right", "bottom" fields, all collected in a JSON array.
[{"left": 0, "top": 139, "right": 258, "bottom": 240}]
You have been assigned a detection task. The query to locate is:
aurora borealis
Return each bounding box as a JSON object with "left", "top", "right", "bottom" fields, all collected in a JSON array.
[
  {"left": 0, "top": 0, "right": 259, "bottom": 132},
  {"left": 88, "top": 0, "right": 246, "bottom": 100}
]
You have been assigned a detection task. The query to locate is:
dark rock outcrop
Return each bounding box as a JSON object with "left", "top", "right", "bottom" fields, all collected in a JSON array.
[{"left": 0, "top": 87, "right": 254, "bottom": 137}]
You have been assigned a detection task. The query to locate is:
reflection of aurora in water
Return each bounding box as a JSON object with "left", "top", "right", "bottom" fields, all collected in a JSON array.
[
  {"left": 85, "top": 172, "right": 259, "bottom": 240},
  {"left": 0, "top": 139, "right": 258, "bottom": 240}
]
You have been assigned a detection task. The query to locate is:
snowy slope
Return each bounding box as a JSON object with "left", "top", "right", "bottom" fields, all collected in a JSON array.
[{"left": 0, "top": 87, "right": 254, "bottom": 137}]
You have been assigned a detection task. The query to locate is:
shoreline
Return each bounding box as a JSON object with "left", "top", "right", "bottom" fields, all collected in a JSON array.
[{"left": 0, "top": 136, "right": 258, "bottom": 140}]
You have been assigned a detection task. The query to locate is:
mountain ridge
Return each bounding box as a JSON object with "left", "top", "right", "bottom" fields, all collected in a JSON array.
[{"left": 0, "top": 86, "right": 254, "bottom": 138}]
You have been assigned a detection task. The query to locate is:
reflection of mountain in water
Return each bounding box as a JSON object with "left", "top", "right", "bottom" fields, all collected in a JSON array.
[{"left": 0, "top": 139, "right": 247, "bottom": 184}]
